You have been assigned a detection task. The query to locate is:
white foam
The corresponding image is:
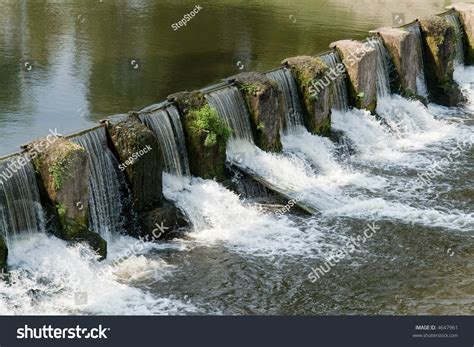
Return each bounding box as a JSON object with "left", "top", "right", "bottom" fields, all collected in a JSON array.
[
  {"left": 454, "top": 64, "right": 474, "bottom": 110},
  {"left": 332, "top": 96, "right": 456, "bottom": 165},
  {"left": 163, "top": 174, "right": 337, "bottom": 259},
  {"left": 223, "top": 137, "right": 472, "bottom": 232},
  {"left": 323, "top": 198, "right": 473, "bottom": 231},
  {"left": 281, "top": 128, "right": 387, "bottom": 190}
]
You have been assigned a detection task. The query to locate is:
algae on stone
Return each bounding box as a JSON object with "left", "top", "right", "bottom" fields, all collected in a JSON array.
[
  {"left": 170, "top": 91, "right": 229, "bottom": 180},
  {"left": 29, "top": 138, "right": 107, "bottom": 260},
  {"left": 448, "top": 4, "right": 474, "bottom": 64},
  {"left": 188, "top": 104, "right": 231, "bottom": 148},
  {"left": 282, "top": 56, "right": 332, "bottom": 135},
  {"left": 233, "top": 72, "right": 284, "bottom": 151},
  {"left": 418, "top": 16, "right": 464, "bottom": 106}
]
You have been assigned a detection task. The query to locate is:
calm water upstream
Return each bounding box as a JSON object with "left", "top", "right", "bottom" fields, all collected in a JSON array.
[
  {"left": 0, "top": 0, "right": 455, "bottom": 156},
  {"left": 0, "top": 0, "right": 473, "bottom": 315}
]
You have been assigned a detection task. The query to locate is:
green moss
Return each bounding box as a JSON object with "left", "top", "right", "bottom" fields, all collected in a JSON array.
[
  {"left": 189, "top": 105, "right": 231, "bottom": 148},
  {"left": 402, "top": 89, "right": 428, "bottom": 106},
  {"left": 48, "top": 143, "right": 85, "bottom": 190},
  {"left": 315, "top": 116, "right": 332, "bottom": 136},
  {"left": 285, "top": 56, "right": 332, "bottom": 136},
  {"left": 175, "top": 92, "right": 229, "bottom": 180},
  {"left": 366, "top": 99, "right": 377, "bottom": 114},
  {"left": 60, "top": 220, "right": 107, "bottom": 260},
  {"left": 204, "top": 132, "right": 217, "bottom": 147},
  {"left": 32, "top": 153, "right": 43, "bottom": 173},
  {"left": 234, "top": 74, "right": 283, "bottom": 153},
  {"left": 56, "top": 202, "right": 67, "bottom": 218},
  {"left": 420, "top": 16, "right": 462, "bottom": 106},
  {"left": 239, "top": 83, "right": 260, "bottom": 95}
]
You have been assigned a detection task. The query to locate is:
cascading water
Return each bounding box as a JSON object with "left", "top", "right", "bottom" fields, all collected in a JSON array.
[
  {"left": 0, "top": 157, "right": 45, "bottom": 244},
  {"left": 72, "top": 127, "right": 127, "bottom": 241},
  {"left": 320, "top": 51, "right": 350, "bottom": 111},
  {"left": 206, "top": 86, "right": 254, "bottom": 143},
  {"left": 140, "top": 105, "right": 190, "bottom": 178},
  {"left": 405, "top": 24, "right": 429, "bottom": 97},
  {"left": 1, "top": 134, "right": 194, "bottom": 316},
  {"left": 372, "top": 37, "right": 391, "bottom": 98},
  {"left": 265, "top": 68, "right": 305, "bottom": 133},
  {"left": 444, "top": 12, "right": 465, "bottom": 65},
  {"left": 204, "top": 77, "right": 350, "bottom": 210}
]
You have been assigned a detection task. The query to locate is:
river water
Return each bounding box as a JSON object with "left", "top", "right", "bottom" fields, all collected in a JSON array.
[
  {"left": 0, "top": 0, "right": 453, "bottom": 156},
  {"left": 0, "top": 0, "right": 473, "bottom": 315}
]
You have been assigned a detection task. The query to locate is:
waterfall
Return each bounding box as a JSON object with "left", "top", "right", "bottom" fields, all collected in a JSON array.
[
  {"left": 72, "top": 127, "right": 127, "bottom": 241},
  {"left": 405, "top": 24, "right": 429, "bottom": 97},
  {"left": 320, "top": 51, "right": 350, "bottom": 111},
  {"left": 265, "top": 68, "right": 305, "bottom": 134},
  {"left": 0, "top": 157, "right": 45, "bottom": 244},
  {"left": 140, "top": 105, "right": 191, "bottom": 178},
  {"left": 372, "top": 37, "right": 391, "bottom": 97},
  {"left": 444, "top": 12, "right": 465, "bottom": 65},
  {"left": 206, "top": 86, "right": 254, "bottom": 143}
]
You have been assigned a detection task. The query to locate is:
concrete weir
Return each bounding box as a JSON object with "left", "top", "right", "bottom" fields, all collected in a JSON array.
[
  {"left": 418, "top": 15, "right": 464, "bottom": 106},
  {"left": 281, "top": 56, "right": 333, "bottom": 135},
  {"left": 369, "top": 27, "right": 420, "bottom": 97},
  {"left": 28, "top": 137, "right": 107, "bottom": 259},
  {"left": 448, "top": 3, "right": 474, "bottom": 64},
  {"left": 230, "top": 72, "right": 284, "bottom": 151},
  {"left": 329, "top": 39, "right": 378, "bottom": 113},
  {"left": 1, "top": 4, "right": 472, "bottom": 272}
]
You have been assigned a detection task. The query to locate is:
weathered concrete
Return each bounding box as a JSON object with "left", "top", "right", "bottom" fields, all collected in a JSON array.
[
  {"left": 330, "top": 39, "right": 378, "bottom": 113},
  {"left": 105, "top": 114, "right": 163, "bottom": 212},
  {"left": 29, "top": 138, "right": 106, "bottom": 259},
  {"left": 232, "top": 72, "right": 283, "bottom": 151},
  {"left": 281, "top": 56, "right": 332, "bottom": 135},
  {"left": 169, "top": 91, "right": 230, "bottom": 181},
  {"left": 448, "top": 4, "right": 474, "bottom": 64},
  {"left": 418, "top": 16, "right": 464, "bottom": 106},
  {"left": 370, "top": 27, "right": 419, "bottom": 95}
]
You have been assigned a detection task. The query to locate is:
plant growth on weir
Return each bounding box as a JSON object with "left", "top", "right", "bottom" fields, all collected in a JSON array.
[
  {"left": 189, "top": 105, "right": 231, "bottom": 147},
  {"left": 239, "top": 83, "right": 260, "bottom": 95}
]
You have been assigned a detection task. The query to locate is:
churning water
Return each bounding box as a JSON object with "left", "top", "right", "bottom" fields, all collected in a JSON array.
[
  {"left": 72, "top": 127, "right": 128, "bottom": 242},
  {"left": 1, "top": 25, "right": 473, "bottom": 315}
]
